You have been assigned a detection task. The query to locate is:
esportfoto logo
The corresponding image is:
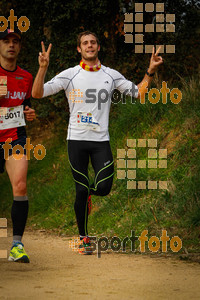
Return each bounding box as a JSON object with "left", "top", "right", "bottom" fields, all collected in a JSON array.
[
  {"left": 0, "top": 218, "right": 7, "bottom": 259},
  {"left": 0, "top": 9, "right": 30, "bottom": 33},
  {"left": 68, "top": 82, "right": 182, "bottom": 110},
  {"left": 69, "top": 229, "right": 182, "bottom": 258},
  {"left": 124, "top": 2, "right": 176, "bottom": 54},
  {"left": 117, "top": 138, "right": 168, "bottom": 190},
  {"left": 2, "top": 138, "right": 46, "bottom": 161}
]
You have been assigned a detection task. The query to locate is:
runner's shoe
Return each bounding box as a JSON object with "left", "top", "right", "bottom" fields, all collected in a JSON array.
[
  {"left": 88, "top": 195, "right": 92, "bottom": 215},
  {"left": 8, "top": 242, "right": 30, "bottom": 263},
  {"left": 78, "top": 237, "right": 93, "bottom": 255}
]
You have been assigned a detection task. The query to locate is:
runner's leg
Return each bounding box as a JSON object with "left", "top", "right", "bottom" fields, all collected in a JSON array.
[
  {"left": 6, "top": 155, "right": 28, "bottom": 245},
  {"left": 90, "top": 141, "right": 114, "bottom": 196},
  {"left": 68, "top": 140, "right": 90, "bottom": 237},
  {"left": 68, "top": 141, "right": 114, "bottom": 237}
]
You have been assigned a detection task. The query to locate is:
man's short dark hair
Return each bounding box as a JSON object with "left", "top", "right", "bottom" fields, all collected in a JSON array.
[
  {"left": 77, "top": 31, "right": 100, "bottom": 47},
  {"left": 0, "top": 28, "right": 22, "bottom": 41}
]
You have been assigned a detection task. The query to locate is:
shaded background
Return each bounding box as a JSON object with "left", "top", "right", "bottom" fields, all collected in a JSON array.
[{"left": 0, "top": 0, "right": 199, "bottom": 119}]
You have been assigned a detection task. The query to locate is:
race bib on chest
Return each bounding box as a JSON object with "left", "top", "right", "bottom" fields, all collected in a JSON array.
[
  {"left": 0, "top": 105, "right": 26, "bottom": 130},
  {"left": 76, "top": 112, "right": 100, "bottom": 131}
]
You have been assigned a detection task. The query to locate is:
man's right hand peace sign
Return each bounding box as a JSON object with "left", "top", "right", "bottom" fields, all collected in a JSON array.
[{"left": 38, "top": 41, "right": 52, "bottom": 68}]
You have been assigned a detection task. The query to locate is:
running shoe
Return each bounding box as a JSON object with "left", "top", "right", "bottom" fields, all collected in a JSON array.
[
  {"left": 88, "top": 195, "right": 92, "bottom": 215},
  {"left": 78, "top": 237, "right": 93, "bottom": 255},
  {"left": 8, "top": 242, "right": 30, "bottom": 263}
]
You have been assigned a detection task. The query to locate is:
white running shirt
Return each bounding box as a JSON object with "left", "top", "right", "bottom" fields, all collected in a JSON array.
[{"left": 43, "top": 64, "right": 138, "bottom": 141}]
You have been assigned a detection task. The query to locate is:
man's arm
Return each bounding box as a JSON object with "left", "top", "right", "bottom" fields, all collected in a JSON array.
[
  {"left": 137, "top": 46, "right": 163, "bottom": 98},
  {"left": 32, "top": 42, "right": 52, "bottom": 99}
]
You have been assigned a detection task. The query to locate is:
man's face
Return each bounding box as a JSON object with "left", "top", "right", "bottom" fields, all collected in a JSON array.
[
  {"left": 77, "top": 34, "right": 100, "bottom": 61},
  {"left": 0, "top": 35, "right": 21, "bottom": 61}
]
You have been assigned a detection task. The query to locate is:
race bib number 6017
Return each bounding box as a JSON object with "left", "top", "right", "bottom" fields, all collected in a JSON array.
[{"left": 0, "top": 105, "right": 26, "bottom": 130}]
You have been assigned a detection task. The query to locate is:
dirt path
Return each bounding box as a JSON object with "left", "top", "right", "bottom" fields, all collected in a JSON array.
[{"left": 0, "top": 230, "right": 200, "bottom": 300}]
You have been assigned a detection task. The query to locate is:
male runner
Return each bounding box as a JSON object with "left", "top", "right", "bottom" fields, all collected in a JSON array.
[
  {"left": 0, "top": 28, "right": 35, "bottom": 262},
  {"left": 32, "top": 31, "right": 163, "bottom": 254}
]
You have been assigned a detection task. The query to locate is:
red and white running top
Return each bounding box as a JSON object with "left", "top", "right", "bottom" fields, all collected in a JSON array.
[{"left": 0, "top": 65, "right": 33, "bottom": 142}]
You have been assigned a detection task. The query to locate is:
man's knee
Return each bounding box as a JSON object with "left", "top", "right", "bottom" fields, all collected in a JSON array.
[
  {"left": 96, "top": 181, "right": 112, "bottom": 196},
  {"left": 13, "top": 179, "right": 27, "bottom": 195}
]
